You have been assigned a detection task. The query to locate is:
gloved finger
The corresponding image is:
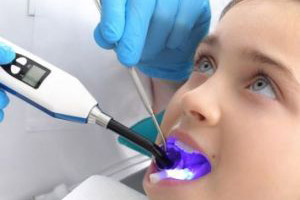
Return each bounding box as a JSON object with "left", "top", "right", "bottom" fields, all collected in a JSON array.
[
  {"left": 116, "top": 0, "right": 156, "bottom": 66},
  {"left": 0, "top": 43, "right": 16, "bottom": 65},
  {"left": 0, "top": 89, "right": 9, "bottom": 110},
  {"left": 94, "top": 23, "right": 115, "bottom": 49},
  {"left": 182, "top": 13, "right": 211, "bottom": 54},
  {"left": 99, "top": 0, "right": 127, "bottom": 43},
  {"left": 142, "top": 0, "right": 180, "bottom": 59},
  {"left": 167, "top": 0, "right": 211, "bottom": 49}
]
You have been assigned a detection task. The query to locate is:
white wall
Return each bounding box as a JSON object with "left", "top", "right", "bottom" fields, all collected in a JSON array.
[
  {"left": 0, "top": 0, "right": 231, "bottom": 199},
  {"left": 210, "top": 0, "right": 232, "bottom": 31}
]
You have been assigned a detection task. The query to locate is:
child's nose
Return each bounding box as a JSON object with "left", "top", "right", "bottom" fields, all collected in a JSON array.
[{"left": 181, "top": 84, "right": 221, "bottom": 126}]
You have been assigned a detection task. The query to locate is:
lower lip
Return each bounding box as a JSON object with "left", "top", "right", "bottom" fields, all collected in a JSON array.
[{"left": 144, "top": 161, "right": 199, "bottom": 187}]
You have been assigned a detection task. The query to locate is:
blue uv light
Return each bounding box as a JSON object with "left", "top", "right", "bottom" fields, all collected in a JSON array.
[{"left": 161, "top": 136, "right": 212, "bottom": 180}]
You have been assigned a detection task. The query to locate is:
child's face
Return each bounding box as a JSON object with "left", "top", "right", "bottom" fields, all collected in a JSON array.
[{"left": 143, "top": 0, "right": 300, "bottom": 199}]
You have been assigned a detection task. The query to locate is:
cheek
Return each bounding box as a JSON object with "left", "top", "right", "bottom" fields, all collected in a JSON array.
[
  {"left": 161, "top": 73, "right": 203, "bottom": 135},
  {"left": 222, "top": 100, "right": 298, "bottom": 164},
  {"left": 160, "top": 85, "right": 189, "bottom": 135},
  {"left": 218, "top": 110, "right": 300, "bottom": 193}
]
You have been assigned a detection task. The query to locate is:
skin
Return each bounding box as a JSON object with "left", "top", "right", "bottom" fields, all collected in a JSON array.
[
  {"left": 143, "top": 0, "right": 300, "bottom": 199},
  {"left": 151, "top": 78, "right": 184, "bottom": 113}
]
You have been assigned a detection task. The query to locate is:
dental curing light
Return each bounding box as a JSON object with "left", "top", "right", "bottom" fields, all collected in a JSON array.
[{"left": 0, "top": 36, "right": 174, "bottom": 169}]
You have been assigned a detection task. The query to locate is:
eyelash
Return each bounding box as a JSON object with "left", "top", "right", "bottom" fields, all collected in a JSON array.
[
  {"left": 194, "top": 53, "right": 279, "bottom": 97},
  {"left": 195, "top": 51, "right": 212, "bottom": 67},
  {"left": 248, "top": 68, "right": 278, "bottom": 96},
  {"left": 249, "top": 69, "right": 272, "bottom": 84}
]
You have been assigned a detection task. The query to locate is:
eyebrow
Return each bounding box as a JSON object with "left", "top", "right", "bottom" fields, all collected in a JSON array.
[
  {"left": 199, "top": 34, "right": 300, "bottom": 86},
  {"left": 242, "top": 49, "right": 295, "bottom": 77},
  {"left": 201, "top": 34, "right": 220, "bottom": 47}
]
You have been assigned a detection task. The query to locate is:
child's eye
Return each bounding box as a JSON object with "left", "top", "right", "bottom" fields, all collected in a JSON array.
[
  {"left": 194, "top": 57, "right": 215, "bottom": 77},
  {"left": 194, "top": 56, "right": 277, "bottom": 100},
  {"left": 248, "top": 76, "right": 276, "bottom": 99}
]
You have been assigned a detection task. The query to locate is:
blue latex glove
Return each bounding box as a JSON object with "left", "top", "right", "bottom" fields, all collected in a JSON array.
[
  {"left": 118, "top": 111, "right": 164, "bottom": 157},
  {"left": 0, "top": 43, "right": 15, "bottom": 122},
  {"left": 94, "top": 0, "right": 211, "bottom": 81}
]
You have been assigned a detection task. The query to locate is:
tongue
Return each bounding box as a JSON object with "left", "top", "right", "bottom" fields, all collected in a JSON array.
[{"left": 188, "top": 161, "right": 211, "bottom": 179}]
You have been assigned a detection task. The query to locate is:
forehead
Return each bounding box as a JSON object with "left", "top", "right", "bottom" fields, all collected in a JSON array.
[
  {"left": 218, "top": 0, "right": 300, "bottom": 50},
  {"left": 213, "top": 0, "right": 300, "bottom": 77}
]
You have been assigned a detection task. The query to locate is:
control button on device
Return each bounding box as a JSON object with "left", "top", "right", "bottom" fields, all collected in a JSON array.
[
  {"left": 11, "top": 65, "right": 21, "bottom": 74},
  {"left": 16, "top": 57, "right": 27, "bottom": 65}
]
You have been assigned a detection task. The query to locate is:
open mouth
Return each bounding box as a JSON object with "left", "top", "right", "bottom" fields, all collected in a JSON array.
[{"left": 150, "top": 136, "right": 211, "bottom": 184}]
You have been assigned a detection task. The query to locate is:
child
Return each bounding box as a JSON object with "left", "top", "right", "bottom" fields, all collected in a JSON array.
[{"left": 143, "top": 0, "right": 300, "bottom": 199}]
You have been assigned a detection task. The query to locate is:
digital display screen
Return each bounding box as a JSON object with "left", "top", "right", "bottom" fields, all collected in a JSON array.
[{"left": 22, "top": 65, "right": 47, "bottom": 87}]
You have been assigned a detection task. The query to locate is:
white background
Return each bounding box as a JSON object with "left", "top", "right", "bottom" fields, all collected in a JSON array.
[{"left": 0, "top": 0, "right": 230, "bottom": 199}]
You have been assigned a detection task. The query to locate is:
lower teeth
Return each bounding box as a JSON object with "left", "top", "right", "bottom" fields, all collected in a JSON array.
[
  {"left": 149, "top": 168, "right": 195, "bottom": 184},
  {"left": 174, "top": 141, "right": 195, "bottom": 153}
]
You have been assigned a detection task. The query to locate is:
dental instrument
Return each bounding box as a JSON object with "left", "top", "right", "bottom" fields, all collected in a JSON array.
[
  {"left": 127, "top": 68, "right": 166, "bottom": 149},
  {"left": 93, "top": 0, "right": 167, "bottom": 149},
  {"left": 0, "top": 36, "right": 173, "bottom": 169},
  {"left": 94, "top": 0, "right": 212, "bottom": 181}
]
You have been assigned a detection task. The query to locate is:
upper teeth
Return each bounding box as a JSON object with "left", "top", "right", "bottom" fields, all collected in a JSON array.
[{"left": 174, "top": 140, "right": 196, "bottom": 153}]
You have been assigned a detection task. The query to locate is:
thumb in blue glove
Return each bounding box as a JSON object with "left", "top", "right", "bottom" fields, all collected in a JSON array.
[
  {"left": 0, "top": 43, "right": 16, "bottom": 122},
  {"left": 94, "top": 0, "right": 211, "bottom": 81},
  {"left": 94, "top": 0, "right": 156, "bottom": 65}
]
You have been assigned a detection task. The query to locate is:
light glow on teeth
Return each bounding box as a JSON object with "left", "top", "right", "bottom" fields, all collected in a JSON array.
[
  {"left": 166, "top": 168, "right": 195, "bottom": 180},
  {"left": 152, "top": 136, "right": 212, "bottom": 182},
  {"left": 174, "top": 140, "right": 195, "bottom": 153},
  {"left": 149, "top": 169, "right": 195, "bottom": 184}
]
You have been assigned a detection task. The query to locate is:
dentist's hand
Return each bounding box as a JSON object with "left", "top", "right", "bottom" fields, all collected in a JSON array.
[
  {"left": 0, "top": 43, "right": 15, "bottom": 122},
  {"left": 94, "top": 0, "right": 211, "bottom": 81}
]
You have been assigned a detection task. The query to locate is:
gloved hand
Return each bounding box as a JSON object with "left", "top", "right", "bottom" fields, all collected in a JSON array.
[
  {"left": 94, "top": 0, "right": 211, "bottom": 81},
  {"left": 0, "top": 43, "right": 16, "bottom": 122}
]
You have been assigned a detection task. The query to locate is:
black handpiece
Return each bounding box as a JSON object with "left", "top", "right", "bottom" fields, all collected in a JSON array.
[{"left": 107, "top": 119, "right": 174, "bottom": 169}]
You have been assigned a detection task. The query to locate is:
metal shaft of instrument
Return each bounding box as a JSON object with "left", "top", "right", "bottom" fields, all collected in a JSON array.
[
  {"left": 93, "top": 0, "right": 166, "bottom": 149},
  {"left": 128, "top": 68, "right": 166, "bottom": 150},
  {"left": 94, "top": 0, "right": 101, "bottom": 12}
]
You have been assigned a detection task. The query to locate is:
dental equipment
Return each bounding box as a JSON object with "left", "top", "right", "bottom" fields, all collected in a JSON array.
[
  {"left": 93, "top": 0, "right": 167, "bottom": 149},
  {"left": 92, "top": 0, "right": 212, "bottom": 181},
  {"left": 154, "top": 137, "right": 211, "bottom": 181},
  {"left": 127, "top": 68, "right": 166, "bottom": 149},
  {"left": 0, "top": 36, "right": 173, "bottom": 169}
]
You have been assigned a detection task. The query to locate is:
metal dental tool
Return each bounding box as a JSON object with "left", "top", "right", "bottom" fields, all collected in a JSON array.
[
  {"left": 0, "top": 36, "right": 173, "bottom": 169},
  {"left": 93, "top": 0, "right": 167, "bottom": 149},
  {"left": 128, "top": 68, "right": 166, "bottom": 149}
]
